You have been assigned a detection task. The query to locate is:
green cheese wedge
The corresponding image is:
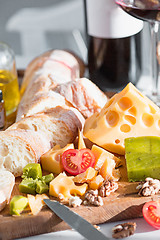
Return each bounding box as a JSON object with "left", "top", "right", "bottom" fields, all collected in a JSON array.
[
  {"left": 10, "top": 195, "right": 28, "bottom": 216},
  {"left": 42, "top": 173, "right": 54, "bottom": 185},
  {"left": 22, "top": 163, "right": 42, "bottom": 180},
  {"left": 125, "top": 136, "right": 160, "bottom": 182},
  {"left": 19, "top": 178, "right": 36, "bottom": 195},
  {"left": 36, "top": 181, "right": 49, "bottom": 194}
]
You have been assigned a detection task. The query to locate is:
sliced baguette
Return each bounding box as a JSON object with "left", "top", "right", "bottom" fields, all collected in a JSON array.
[
  {"left": 21, "top": 50, "right": 80, "bottom": 96},
  {"left": 0, "top": 130, "right": 51, "bottom": 176},
  {"left": 9, "top": 106, "right": 85, "bottom": 148},
  {"left": 16, "top": 91, "right": 71, "bottom": 121},
  {"left": 53, "top": 78, "right": 108, "bottom": 118},
  {"left": 0, "top": 170, "right": 15, "bottom": 212}
]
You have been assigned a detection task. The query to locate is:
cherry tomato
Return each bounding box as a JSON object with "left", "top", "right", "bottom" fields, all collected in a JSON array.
[
  {"left": 142, "top": 201, "right": 160, "bottom": 229},
  {"left": 61, "top": 148, "right": 95, "bottom": 175}
]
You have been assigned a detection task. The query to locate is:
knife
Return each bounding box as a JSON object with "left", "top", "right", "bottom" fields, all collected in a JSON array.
[{"left": 44, "top": 199, "right": 110, "bottom": 240}]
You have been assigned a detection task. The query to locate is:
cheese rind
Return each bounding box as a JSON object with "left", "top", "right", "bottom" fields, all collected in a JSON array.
[{"left": 84, "top": 83, "right": 160, "bottom": 155}]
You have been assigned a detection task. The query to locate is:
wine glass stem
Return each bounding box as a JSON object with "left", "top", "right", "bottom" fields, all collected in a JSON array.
[{"left": 150, "top": 21, "right": 159, "bottom": 96}]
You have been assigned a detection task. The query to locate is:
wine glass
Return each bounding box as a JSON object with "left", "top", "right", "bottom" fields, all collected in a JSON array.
[{"left": 115, "top": 0, "right": 160, "bottom": 105}]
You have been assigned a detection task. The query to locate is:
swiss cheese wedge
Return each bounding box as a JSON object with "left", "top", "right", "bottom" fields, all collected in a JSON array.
[{"left": 84, "top": 83, "right": 160, "bottom": 155}]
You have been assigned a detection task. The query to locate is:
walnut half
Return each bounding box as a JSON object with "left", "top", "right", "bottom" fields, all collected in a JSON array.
[
  {"left": 112, "top": 222, "right": 136, "bottom": 239},
  {"left": 137, "top": 177, "right": 160, "bottom": 197},
  {"left": 99, "top": 180, "right": 118, "bottom": 197},
  {"left": 84, "top": 189, "right": 103, "bottom": 206}
]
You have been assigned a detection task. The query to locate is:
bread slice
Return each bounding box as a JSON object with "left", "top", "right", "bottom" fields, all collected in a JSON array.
[
  {"left": 9, "top": 106, "right": 85, "bottom": 148},
  {"left": 0, "top": 130, "right": 51, "bottom": 176},
  {"left": 53, "top": 78, "right": 108, "bottom": 118},
  {"left": 0, "top": 170, "right": 15, "bottom": 212}
]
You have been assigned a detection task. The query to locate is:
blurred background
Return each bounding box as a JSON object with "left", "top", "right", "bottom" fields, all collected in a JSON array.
[
  {"left": 0, "top": 0, "right": 151, "bottom": 91},
  {"left": 0, "top": 0, "right": 86, "bottom": 69}
]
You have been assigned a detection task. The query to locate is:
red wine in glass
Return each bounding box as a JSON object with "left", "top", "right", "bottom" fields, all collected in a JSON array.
[
  {"left": 116, "top": 0, "right": 160, "bottom": 106},
  {"left": 116, "top": 0, "right": 160, "bottom": 22}
]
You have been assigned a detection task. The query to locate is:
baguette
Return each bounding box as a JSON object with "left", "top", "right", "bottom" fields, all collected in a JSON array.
[
  {"left": 16, "top": 90, "right": 71, "bottom": 121},
  {"left": 20, "top": 50, "right": 80, "bottom": 96},
  {"left": 9, "top": 106, "right": 85, "bottom": 149},
  {"left": 53, "top": 78, "right": 108, "bottom": 118},
  {"left": 0, "top": 170, "right": 15, "bottom": 212},
  {"left": 0, "top": 130, "right": 51, "bottom": 176}
]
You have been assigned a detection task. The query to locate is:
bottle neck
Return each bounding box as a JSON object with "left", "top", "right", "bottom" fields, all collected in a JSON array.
[{"left": 86, "top": 0, "right": 143, "bottom": 39}]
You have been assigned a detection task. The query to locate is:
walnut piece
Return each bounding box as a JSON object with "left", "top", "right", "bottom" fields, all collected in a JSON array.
[
  {"left": 99, "top": 180, "right": 118, "bottom": 197},
  {"left": 84, "top": 189, "right": 103, "bottom": 206},
  {"left": 137, "top": 177, "right": 160, "bottom": 197},
  {"left": 112, "top": 222, "right": 136, "bottom": 239}
]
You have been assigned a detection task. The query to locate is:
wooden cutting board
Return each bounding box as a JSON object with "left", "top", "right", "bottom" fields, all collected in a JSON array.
[{"left": 0, "top": 156, "right": 158, "bottom": 240}]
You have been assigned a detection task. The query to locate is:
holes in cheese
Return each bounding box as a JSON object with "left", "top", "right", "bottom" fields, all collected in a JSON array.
[
  {"left": 124, "top": 115, "right": 136, "bottom": 125},
  {"left": 128, "top": 106, "right": 137, "bottom": 116},
  {"left": 106, "top": 111, "right": 119, "bottom": 127},
  {"left": 118, "top": 97, "right": 133, "bottom": 111},
  {"left": 142, "top": 113, "right": 154, "bottom": 127},
  {"left": 115, "top": 139, "right": 120, "bottom": 144},
  {"left": 83, "top": 83, "right": 160, "bottom": 155},
  {"left": 120, "top": 124, "right": 131, "bottom": 133},
  {"left": 49, "top": 173, "right": 88, "bottom": 200}
]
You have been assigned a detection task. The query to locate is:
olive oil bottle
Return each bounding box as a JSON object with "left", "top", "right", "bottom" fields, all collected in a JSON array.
[{"left": 0, "top": 69, "right": 20, "bottom": 117}]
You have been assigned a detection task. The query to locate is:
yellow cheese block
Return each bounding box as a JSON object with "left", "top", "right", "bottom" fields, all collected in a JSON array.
[
  {"left": 88, "top": 175, "right": 104, "bottom": 190},
  {"left": 84, "top": 83, "right": 160, "bottom": 155},
  {"left": 91, "top": 145, "right": 121, "bottom": 169},
  {"left": 73, "top": 167, "right": 97, "bottom": 183},
  {"left": 41, "top": 144, "right": 74, "bottom": 174},
  {"left": 49, "top": 173, "right": 88, "bottom": 200},
  {"left": 78, "top": 129, "right": 86, "bottom": 149},
  {"left": 27, "top": 194, "right": 49, "bottom": 215},
  {"left": 99, "top": 157, "right": 120, "bottom": 181}
]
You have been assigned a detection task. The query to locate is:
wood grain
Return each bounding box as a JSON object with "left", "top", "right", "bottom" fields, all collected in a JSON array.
[{"left": 0, "top": 157, "right": 158, "bottom": 240}]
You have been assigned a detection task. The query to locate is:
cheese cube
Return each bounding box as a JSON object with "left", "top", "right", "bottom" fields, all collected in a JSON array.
[
  {"left": 84, "top": 83, "right": 160, "bottom": 155},
  {"left": 49, "top": 173, "right": 88, "bottom": 200},
  {"left": 73, "top": 167, "right": 97, "bottom": 183},
  {"left": 91, "top": 145, "right": 121, "bottom": 169},
  {"left": 91, "top": 144, "right": 120, "bottom": 181},
  {"left": 41, "top": 144, "right": 74, "bottom": 174},
  {"left": 88, "top": 175, "right": 104, "bottom": 190}
]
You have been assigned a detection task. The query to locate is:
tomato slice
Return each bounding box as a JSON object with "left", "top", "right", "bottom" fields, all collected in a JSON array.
[
  {"left": 142, "top": 201, "right": 160, "bottom": 229},
  {"left": 61, "top": 148, "right": 95, "bottom": 175}
]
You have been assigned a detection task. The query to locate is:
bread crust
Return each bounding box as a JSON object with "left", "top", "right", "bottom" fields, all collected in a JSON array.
[
  {"left": 53, "top": 78, "right": 108, "bottom": 118},
  {"left": 9, "top": 106, "right": 85, "bottom": 148},
  {"left": 20, "top": 50, "right": 80, "bottom": 96}
]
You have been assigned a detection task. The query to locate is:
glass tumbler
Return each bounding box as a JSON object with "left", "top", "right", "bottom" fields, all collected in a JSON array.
[{"left": 0, "top": 42, "right": 20, "bottom": 124}]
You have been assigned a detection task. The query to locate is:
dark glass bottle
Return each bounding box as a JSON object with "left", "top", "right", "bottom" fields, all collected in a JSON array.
[{"left": 85, "top": 0, "right": 144, "bottom": 91}]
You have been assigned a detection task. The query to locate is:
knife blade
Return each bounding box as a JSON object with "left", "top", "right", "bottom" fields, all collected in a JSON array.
[{"left": 44, "top": 199, "right": 109, "bottom": 240}]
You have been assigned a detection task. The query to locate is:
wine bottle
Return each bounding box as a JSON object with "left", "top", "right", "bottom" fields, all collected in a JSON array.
[{"left": 85, "top": 0, "right": 144, "bottom": 91}]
